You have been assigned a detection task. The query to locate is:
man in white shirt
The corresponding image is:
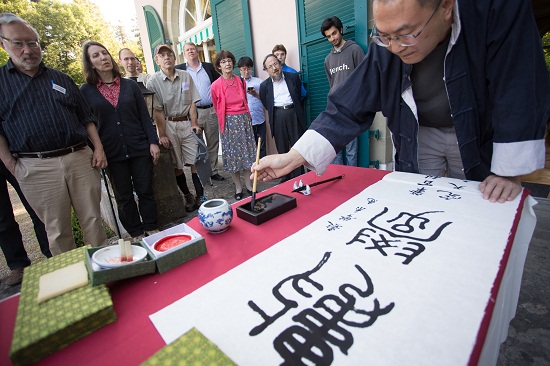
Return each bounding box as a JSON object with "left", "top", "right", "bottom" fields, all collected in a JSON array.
[
  {"left": 175, "top": 43, "right": 225, "bottom": 181},
  {"left": 259, "top": 54, "right": 307, "bottom": 181}
]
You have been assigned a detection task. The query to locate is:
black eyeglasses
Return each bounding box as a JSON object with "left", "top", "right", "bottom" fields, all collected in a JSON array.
[
  {"left": 0, "top": 36, "right": 40, "bottom": 49},
  {"left": 265, "top": 62, "right": 280, "bottom": 70},
  {"left": 371, "top": 5, "right": 439, "bottom": 48}
]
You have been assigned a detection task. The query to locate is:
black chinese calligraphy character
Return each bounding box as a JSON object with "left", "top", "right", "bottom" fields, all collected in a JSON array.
[
  {"left": 448, "top": 182, "right": 465, "bottom": 190},
  {"left": 274, "top": 264, "right": 394, "bottom": 364},
  {"left": 347, "top": 229, "right": 399, "bottom": 256},
  {"left": 418, "top": 180, "right": 434, "bottom": 187},
  {"left": 248, "top": 252, "right": 331, "bottom": 336},
  {"left": 339, "top": 214, "right": 354, "bottom": 222},
  {"left": 274, "top": 317, "right": 349, "bottom": 364},
  {"left": 327, "top": 221, "right": 342, "bottom": 231},
  {"left": 410, "top": 187, "right": 427, "bottom": 196},
  {"left": 437, "top": 190, "right": 462, "bottom": 200},
  {"left": 368, "top": 207, "right": 452, "bottom": 241},
  {"left": 395, "top": 241, "right": 425, "bottom": 264}
]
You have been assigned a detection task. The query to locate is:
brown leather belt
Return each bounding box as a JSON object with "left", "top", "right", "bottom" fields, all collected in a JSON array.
[
  {"left": 166, "top": 116, "right": 189, "bottom": 121},
  {"left": 274, "top": 104, "right": 294, "bottom": 110},
  {"left": 16, "top": 141, "right": 88, "bottom": 159},
  {"left": 196, "top": 104, "right": 213, "bottom": 109}
]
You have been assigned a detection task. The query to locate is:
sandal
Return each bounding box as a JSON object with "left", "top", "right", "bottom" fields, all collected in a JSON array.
[{"left": 235, "top": 192, "right": 243, "bottom": 200}]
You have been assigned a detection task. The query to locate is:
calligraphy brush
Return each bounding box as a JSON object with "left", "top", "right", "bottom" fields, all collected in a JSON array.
[
  {"left": 291, "top": 174, "right": 345, "bottom": 193},
  {"left": 251, "top": 137, "right": 262, "bottom": 212}
]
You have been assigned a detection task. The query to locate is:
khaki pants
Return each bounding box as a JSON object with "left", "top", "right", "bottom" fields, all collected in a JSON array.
[
  {"left": 418, "top": 125, "right": 466, "bottom": 179},
  {"left": 14, "top": 147, "right": 107, "bottom": 255},
  {"left": 165, "top": 119, "right": 198, "bottom": 168},
  {"left": 197, "top": 106, "right": 220, "bottom": 175}
]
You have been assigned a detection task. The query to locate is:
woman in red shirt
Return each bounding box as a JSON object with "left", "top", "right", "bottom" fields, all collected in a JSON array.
[{"left": 211, "top": 50, "right": 256, "bottom": 200}]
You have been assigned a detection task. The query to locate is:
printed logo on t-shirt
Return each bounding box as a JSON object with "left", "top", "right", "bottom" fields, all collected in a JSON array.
[{"left": 329, "top": 63, "right": 350, "bottom": 75}]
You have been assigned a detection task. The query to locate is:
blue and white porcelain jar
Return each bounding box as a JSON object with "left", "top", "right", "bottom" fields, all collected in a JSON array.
[{"left": 198, "top": 199, "right": 233, "bottom": 233}]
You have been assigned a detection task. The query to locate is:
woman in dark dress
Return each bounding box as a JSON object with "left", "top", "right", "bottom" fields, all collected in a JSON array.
[{"left": 80, "top": 41, "right": 160, "bottom": 239}]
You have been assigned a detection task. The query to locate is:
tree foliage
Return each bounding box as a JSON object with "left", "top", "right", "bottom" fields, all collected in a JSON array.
[
  {"left": 1, "top": 0, "right": 144, "bottom": 84},
  {"left": 543, "top": 32, "right": 550, "bottom": 74}
]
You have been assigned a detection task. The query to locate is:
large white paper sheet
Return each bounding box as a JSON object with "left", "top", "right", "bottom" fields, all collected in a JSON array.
[{"left": 150, "top": 172, "right": 530, "bottom": 365}]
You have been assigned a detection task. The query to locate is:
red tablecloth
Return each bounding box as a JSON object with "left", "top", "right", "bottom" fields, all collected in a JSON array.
[{"left": 1, "top": 165, "right": 390, "bottom": 365}]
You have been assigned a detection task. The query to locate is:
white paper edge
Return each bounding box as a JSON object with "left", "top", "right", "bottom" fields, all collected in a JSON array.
[{"left": 478, "top": 195, "right": 538, "bottom": 365}]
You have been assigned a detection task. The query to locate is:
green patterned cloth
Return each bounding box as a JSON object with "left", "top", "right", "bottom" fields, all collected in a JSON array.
[
  {"left": 154, "top": 238, "right": 207, "bottom": 274},
  {"left": 142, "top": 328, "right": 236, "bottom": 365},
  {"left": 86, "top": 244, "right": 156, "bottom": 285},
  {"left": 10, "top": 247, "right": 116, "bottom": 365}
]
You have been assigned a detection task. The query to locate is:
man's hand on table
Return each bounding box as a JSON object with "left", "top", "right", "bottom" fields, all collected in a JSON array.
[
  {"left": 252, "top": 148, "right": 524, "bottom": 204},
  {"left": 479, "top": 174, "right": 522, "bottom": 203},
  {"left": 251, "top": 149, "right": 306, "bottom": 181}
]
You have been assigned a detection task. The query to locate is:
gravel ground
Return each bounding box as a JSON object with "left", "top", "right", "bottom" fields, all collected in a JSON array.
[
  {"left": 0, "top": 163, "right": 277, "bottom": 299},
  {"left": 0, "top": 183, "right": 50, "bottom": 299}
]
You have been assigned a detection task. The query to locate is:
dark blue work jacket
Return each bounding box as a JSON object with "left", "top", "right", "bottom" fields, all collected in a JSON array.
[{"left": 311, "top": 0, "right": 549, "bottom": 181}]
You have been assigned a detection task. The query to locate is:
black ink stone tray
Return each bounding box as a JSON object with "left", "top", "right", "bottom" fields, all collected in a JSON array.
[{"left": 236, "top": 193, "right": 297, "bottom": 225}]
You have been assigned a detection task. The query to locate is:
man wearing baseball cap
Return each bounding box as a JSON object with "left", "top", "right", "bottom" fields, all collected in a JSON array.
[{"left": 146, "top": 44, "right": 205, "bottom": 212}]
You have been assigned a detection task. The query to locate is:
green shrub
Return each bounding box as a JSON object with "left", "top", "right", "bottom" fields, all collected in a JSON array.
[
  {"left": 71, "top": 209, "right": 84, "bottom": 248},
  {"left": 71, "top": 209, "right": 117, "bottom": 248}
]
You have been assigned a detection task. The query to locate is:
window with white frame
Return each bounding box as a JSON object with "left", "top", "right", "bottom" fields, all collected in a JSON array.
[{"left": 178, "top": 0, "right": 215, "bottom": 62}]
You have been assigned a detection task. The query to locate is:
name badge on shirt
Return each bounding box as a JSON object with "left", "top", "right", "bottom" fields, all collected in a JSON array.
[
  {"left": 181, "top": 82, "right": 190, "bottom": 93},
  {"left": 51, "top": 81, "right": 66, "bottom": 94}
]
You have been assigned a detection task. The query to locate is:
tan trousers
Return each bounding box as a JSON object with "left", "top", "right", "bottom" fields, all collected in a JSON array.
[
  {"left": 418, "top": 125, "right": 466, "bottom": 179},
  {"left": 197, "top": 106, "right": 220, "bottom": 175},
  {"left": 165, "top": 119, "right": 198, "bottom": 168},
  {"left": 14, "top": 147, "right": 107, "bottom": 255}
]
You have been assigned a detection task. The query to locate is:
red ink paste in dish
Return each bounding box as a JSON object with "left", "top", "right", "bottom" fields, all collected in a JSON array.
[{"left": 154, "top": 234, "right": 193, "bottom": 252}]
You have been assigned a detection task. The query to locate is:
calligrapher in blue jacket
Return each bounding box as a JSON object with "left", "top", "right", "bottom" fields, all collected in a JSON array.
[{"left": 252, "top": 0, "right": 550, "bottom": 204}]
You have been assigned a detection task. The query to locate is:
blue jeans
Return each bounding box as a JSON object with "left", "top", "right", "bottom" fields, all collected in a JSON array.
[
  {"left": 331, "top": 138, "right": 358, "bottom": 166},
  {"left": 0, "top": 162, "right": 50, "bottom": 270}
]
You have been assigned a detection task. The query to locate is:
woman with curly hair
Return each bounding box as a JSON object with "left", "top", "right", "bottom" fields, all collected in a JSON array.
[{"left": 211, "top": 50, "right": 256, "bottom": 200}]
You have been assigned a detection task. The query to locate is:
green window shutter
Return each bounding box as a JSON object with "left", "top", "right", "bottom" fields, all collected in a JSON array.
[
  {"left": 143, "top": 5, "right": 166, "bottom": 72},
  {"left": 301, "top": 38, "right": 331, "bottom": 126},
  {"left": 297, "top": 0, "right": 372, "bottom": 167},
  {"left": 302, "top": 0, "right": 356, "bottom": 39},
  {"left": 211, "top": 0, "right": 253, "bottom": 69},
  {"left": 298, "top": 0, "right": 358, "bottom": 124}
]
